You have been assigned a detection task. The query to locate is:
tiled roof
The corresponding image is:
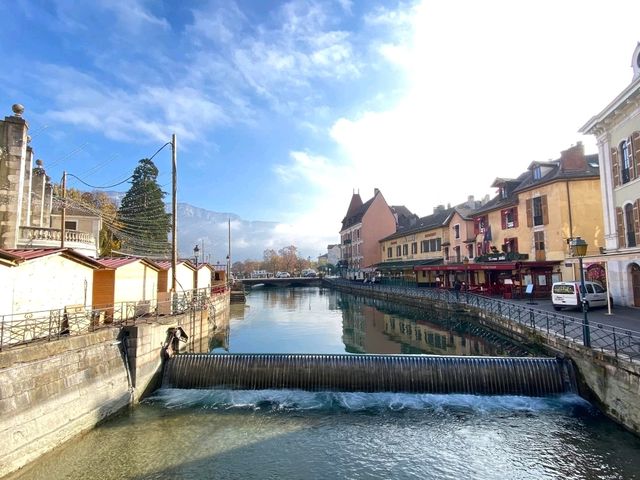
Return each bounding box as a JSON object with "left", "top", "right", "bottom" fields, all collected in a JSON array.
[
  {"left": 513, "top": 154, "right": 599, "bottom": 193},
  {"left": 154, "top": 259, "right": 196, "bottom": 270},
  {"left": 0, "top": 248, "right": 103, "bottom": 268},
  {"left": 380, "top": 207, "right": 454, "bottom": 242},
  {"left": 341, "top": 195, "right": 375, "bottom": 230},
  {"left": 96, "top": 257, "right": 161, "bottom": 270}
]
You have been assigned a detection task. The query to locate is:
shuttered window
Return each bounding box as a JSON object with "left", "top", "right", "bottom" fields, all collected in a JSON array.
[
  {"left": 626, "top": 203, "right": 638, "bottom": 248},
  {"left": 616, "top": 207, "right": 625, "bottom": 247},
  {"left": 633, "top": 132, "right": 640, "bottom": 180},
  {"left": 501, "top": 207, "right": 518, "bottom": 229},
  {"left": 530, "top": 196, "right": 548, "bottom": 226},
  {"left": 621, "top": 139, "right": 633, "bottom": 184},
  {"left": 612, "top": 147, "right": 620, "bottom": 187}
]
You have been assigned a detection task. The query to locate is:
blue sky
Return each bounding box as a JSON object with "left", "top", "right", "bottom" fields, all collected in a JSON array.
[{"left": 2, "top": 0, "right": 640, "bottom": 260}]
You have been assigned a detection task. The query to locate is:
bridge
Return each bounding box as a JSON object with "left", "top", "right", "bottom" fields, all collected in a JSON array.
[{"left": 239, "top": 276, "right": 323, "bottom": 287}]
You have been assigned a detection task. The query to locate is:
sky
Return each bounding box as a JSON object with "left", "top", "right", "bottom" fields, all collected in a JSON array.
[{"left": 2, "top": 0, "right": 640, "bottom": 260}]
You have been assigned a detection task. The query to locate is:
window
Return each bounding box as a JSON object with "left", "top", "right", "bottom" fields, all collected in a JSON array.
[
  {"left": 503, "top": 237, "right": 518, "bottom": 253},
  {"left": 533, "top": 166, "right": 542, "bottom": 180},
  {"left": 396, "top": 246, "right": 401, "bottom": 257},
  {"left": 64, "top": 220, "right": 77, "bottom": 231},
  {"left": 444, "top": 247, "right": 449, "bottom": 260},
  {"left": 499, "top": 187, "right": 508, "bottom": 199},
  {"left": 454, "top": 246, "right": 461, "bottom": 262},
  {"left": 534, "top": 231, "right": 545, "bottom": 252},
  {"left": 474, "top": 216, "right": 488, "bottom": 234},
  {"left": 402, "top": 244, "right": 408, "bottom": 256},
  {"left": 467, "top": 244, "right": 474, "bottom": 258},
  {"left": 501, "top": 207, "right": 518, "bottom": 229},
  {"left": 621, "top": 140, "right": 632, "bottom": 184},
  {"left": 453, "top": 224, "right": 460, "bottom": 239},
  {"left": 387, "top": 247, "right": 392, "bottom": 258},
  {"left": 411, "top": 242, "right": 417, "bottom": 254},
  {"left": 625, "top": 203, "right": 637, "bottom": 247}
]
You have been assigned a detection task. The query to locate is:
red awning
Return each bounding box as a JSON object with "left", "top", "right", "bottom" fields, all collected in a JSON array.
[{"left": 414, "top": 262, "right": 518, "bottom": 272}]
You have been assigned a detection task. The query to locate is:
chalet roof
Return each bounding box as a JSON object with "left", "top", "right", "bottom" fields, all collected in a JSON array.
[
  {"left": 0, "top": 248, "right": 103, "bottom": 269},
  {"left": 380, "top": 207, "right": 454, "bottom": 242},
  {"left": 96, "top": 257, "right": 161, "bottom": 271}
]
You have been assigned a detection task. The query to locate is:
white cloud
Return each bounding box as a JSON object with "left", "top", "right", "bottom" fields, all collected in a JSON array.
[{"left": 274, "top": 0, "right": 640, "bottom": 258}]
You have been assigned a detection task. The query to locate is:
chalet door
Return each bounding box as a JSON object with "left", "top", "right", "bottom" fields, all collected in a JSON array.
[{"left": 632, "top": 263, "right": 640, "bottom": 307}]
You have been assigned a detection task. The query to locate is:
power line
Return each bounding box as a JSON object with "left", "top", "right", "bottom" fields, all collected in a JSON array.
[{"left": 66, "top": 173, "right": 133, "bottom": 190}]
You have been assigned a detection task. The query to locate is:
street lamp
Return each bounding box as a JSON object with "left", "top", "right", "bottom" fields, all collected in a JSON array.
[
  {"left": 570, "top": 236, "right": 590, "bottom": 347},
  {"left": 193, "top": 244, "right": 200, "bottom": 268}
]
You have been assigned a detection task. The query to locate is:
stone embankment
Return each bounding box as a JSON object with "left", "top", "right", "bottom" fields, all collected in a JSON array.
[
  {"left": 327, "top": 280, "right": 640, "bottom": 437},
  {"left": 0, "top": 290, "right": 229, "bottom": 478}
]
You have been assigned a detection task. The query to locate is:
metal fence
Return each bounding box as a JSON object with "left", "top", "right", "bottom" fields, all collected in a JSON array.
[
  {"left": 327, "top": 279, "right": 640, "bottom": 362},
  {"left": 0, "top": 287, "right": 220, "bottom": 351}
]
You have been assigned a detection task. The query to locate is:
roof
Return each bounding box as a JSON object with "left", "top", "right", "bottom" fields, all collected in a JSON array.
[
  {"left": 341, "top": 195, "right": 375, "bottom": 230},
  {"left": 96, "top": 257, "right": 161, "bottom": 270},
  {"left": 155, "top": 259, "right": 197, "bottom": 271},
  {"left": 0, "top": 248, "right": 103, "bottom": 269},
  {"left": 513, "top": 154, "right": 599, "bottom": 193},
  {"left": 391, "top": 205, "right": 419, "bottom": 228},
  {"left": 380, "top": 207, "right": 454, "bottom": 242}
]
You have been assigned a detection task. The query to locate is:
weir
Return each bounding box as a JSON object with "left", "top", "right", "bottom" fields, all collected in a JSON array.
[{"left": 162, "top": 354, "right": 577, "bottom": 396}]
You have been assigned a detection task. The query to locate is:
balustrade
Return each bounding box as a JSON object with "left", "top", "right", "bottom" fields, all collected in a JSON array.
[{"left": 19, "top": 226, "right": 95, "bottom": 245}]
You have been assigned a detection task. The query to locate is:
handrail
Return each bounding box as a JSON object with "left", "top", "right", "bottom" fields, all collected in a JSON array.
[
  {"left": 325, "top": 278, "right": 640, "bottom": 362},
  {"left": 0, "top": 286, "right": 226, "bottom": 351}
]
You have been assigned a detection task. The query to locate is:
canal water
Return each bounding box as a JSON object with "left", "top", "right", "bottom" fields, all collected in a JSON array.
[{"left": 11, "top": 287, "right": 640, "bottom": 479}]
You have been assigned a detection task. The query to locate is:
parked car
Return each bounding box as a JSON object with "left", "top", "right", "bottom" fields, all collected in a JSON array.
[
  {"left": 275, "top": 271, "right": 291, "bottom": 278},
  {"left": 551, "top": 281, "right": 612, "bottom": 311},
  {"left": 302, "top": 269, "right": 317, "bottom": 278}
]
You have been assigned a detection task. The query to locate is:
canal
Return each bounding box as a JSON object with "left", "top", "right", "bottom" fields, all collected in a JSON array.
[{"left": 9, "top": 287, "right": 640, "bottom": 479}]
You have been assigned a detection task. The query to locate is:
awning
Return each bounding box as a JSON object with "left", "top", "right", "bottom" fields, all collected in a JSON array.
[
  {"left": 415, "top": 262, "right": 518, "bottom": 272},
  {"left": 373, "top": 258, "right": 443, "bottom": 272}
]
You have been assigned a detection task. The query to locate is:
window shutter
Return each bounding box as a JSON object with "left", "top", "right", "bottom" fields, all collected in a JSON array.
[
  {"left": 616, "top": 207, "right": 625, "bottom": 248},
  {"left": 633, "top": 132, "right": 640, "bottom": 180},
  {"left": 635, "top": 199, "right": 640, "bottom": 246},
  {"left": 473, "top": 218, "right": 480, "bottom": 235},
  {"left": 501, "top": 209, "right": 507, "bottom": 229},
  {"left": 513, "top": 237, "right": 519, "bottom": 253},
  {"left": 526, "top": 198, "right": 533, "bottom": 227},
  {"left": 541, "top": 195, "right": 549, "bottom": 225},
  {"left": 513, "top": 207, "right": 519, "bottom": 227},
  {"left": 611, "top": 147, "right": 620, "bottom": 187}
]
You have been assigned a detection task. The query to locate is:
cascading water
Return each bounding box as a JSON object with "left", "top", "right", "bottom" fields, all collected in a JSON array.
[{"left": 162, "top": 354, "right": 576, "bottom": 397}]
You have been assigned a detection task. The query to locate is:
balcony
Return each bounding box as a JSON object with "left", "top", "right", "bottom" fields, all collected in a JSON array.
[{"left": 18, "top": 226, "right": 97, "bottom": 257}]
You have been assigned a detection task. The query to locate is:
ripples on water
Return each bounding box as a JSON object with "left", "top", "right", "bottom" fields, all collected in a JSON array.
[{"left": 12, "top": 389, "right": 640, "bottom": 480}]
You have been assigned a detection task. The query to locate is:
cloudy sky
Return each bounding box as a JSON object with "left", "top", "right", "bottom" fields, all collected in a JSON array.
[{"left": 1, "top": 0, "right": 640, "bottom": 260}]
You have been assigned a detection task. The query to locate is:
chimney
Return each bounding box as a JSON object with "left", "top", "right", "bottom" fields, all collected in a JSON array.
[
  {"left": 433, "top": 204, "right": 445, "bottom": 213},
  {"left": 560, "top": 142, "right": 586, "bottom": 172}
]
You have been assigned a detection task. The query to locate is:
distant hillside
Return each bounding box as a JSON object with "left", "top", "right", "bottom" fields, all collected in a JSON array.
[{"left": 105, "top": 192, "right": 279, "bottom": 261}]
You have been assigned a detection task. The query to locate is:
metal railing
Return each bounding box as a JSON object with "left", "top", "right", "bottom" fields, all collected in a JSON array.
[
  {"left": 326, "top": 279, "right": 640, "bottom": 362},
  {"left": 0, "top": 287, "right": 224, "bottom": 351}
]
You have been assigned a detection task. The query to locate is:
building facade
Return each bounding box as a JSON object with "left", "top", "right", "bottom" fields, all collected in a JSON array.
[
  {"left": 580, "top": 43, "right": 640, "bottom": 307},
  {"left": 339, "top": 189, "right": 397, "bottom": 279}
]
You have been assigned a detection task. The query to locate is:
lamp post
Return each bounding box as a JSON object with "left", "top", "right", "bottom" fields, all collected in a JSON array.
[
  {"left": 570, "top": 236, "right": 590, "bottom": 348},
  {"left": 193, "top": 244, "right": 200, "bottom": 268}
]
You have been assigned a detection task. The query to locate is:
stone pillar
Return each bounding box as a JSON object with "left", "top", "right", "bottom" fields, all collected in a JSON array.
[
  {"left": 44, "top": 176, "right": 53, "bottom": 228},
  {"left": 22, "top": 144, "right": 33, "bottom": 228},
  {"left": 0, "top": 104, "right": 29, "bottom": 249},
  {"left": 30, "top": 160, "right": 47, "bottom": 227}
]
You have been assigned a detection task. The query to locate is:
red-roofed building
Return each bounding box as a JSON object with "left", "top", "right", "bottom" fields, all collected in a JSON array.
[
  {"left": 0, "top": 248, "right": 101, "bottom": 317},
  {"left": 93, "top": 257, "right": 161, "bottom": 320}
]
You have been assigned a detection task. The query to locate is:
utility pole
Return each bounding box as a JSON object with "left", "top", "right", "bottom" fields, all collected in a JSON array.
[
  {"left": 171, "top": 134, "right": 177, "bottom": 293},
  {"left": 227, "top": 218, "right": 231, "bottom": 283},
  {"left": 60, "top": 171, "right": 66, "bottom": 248}
]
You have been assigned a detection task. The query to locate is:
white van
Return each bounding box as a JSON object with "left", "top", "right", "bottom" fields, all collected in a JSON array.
[{"left": 551, "top": 281, "right": 611, "bottom": 311}]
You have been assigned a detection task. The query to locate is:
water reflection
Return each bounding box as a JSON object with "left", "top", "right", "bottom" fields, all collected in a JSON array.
[
  {"left": 219, "top": 287, "right": 531, "bottom": 356},
  {"left": 339, "top": 295, "right": 530, "bottom": 356}
]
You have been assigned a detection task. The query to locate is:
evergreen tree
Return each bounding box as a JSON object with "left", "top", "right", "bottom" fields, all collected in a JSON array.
[{"left": 117, "top": 158, "right": 170, "bottom": 256}]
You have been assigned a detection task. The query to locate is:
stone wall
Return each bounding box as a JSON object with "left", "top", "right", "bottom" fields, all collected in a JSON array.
[
  {"left": 330, "top": 281, "right": 640, "bottom": 436},
  {"left": 0, "top": 290, "right": 230, "bottom": 477},
  {"left": 0, "top": 328, "right": 131, "bottom": 478}
]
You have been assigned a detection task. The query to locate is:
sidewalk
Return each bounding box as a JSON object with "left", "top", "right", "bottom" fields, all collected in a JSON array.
[{"left": 499, "top": 296, "right": 640, "bottom": 334}]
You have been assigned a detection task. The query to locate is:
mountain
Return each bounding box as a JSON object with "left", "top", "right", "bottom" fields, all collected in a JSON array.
[{"left": 105, "top": 192, "right": 279, "bottom": 261}]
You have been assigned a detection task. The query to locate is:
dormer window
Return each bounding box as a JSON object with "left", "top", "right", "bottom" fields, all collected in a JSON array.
[
  {"left": 533, "top": 166, "right": 542, "bottom": 180},
  {"left": 499, "top": 187, "right": 507, "bottom": 199}
]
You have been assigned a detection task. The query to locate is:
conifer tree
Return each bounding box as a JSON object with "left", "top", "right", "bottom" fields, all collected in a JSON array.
[{"left": 117, "top": 158, "right": 170, "bottom": 256}]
